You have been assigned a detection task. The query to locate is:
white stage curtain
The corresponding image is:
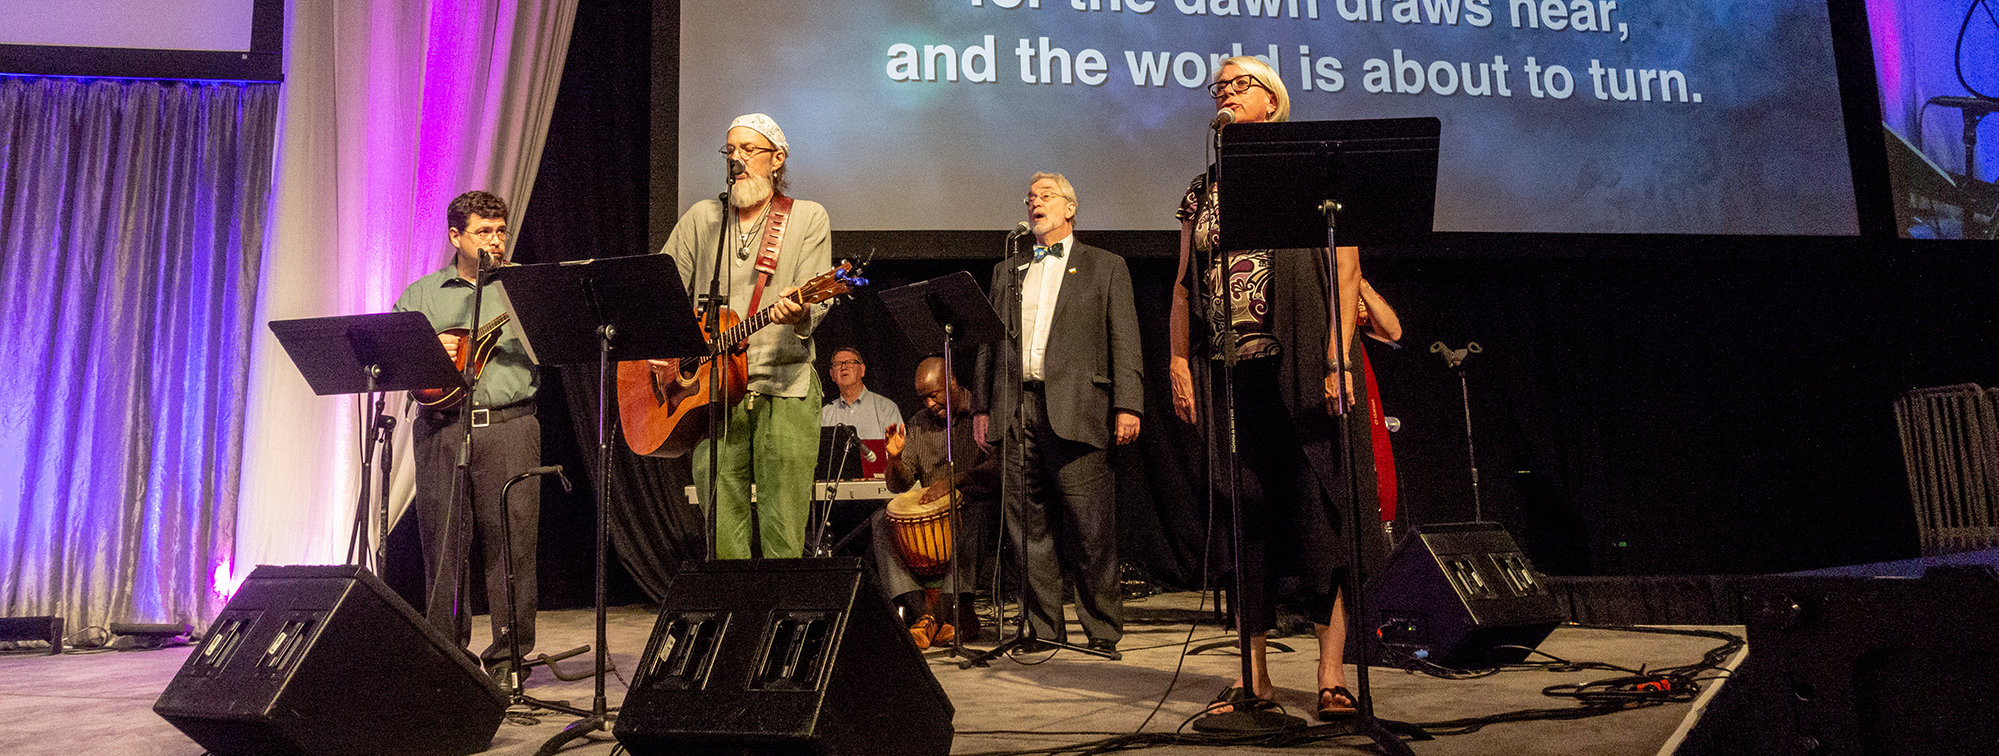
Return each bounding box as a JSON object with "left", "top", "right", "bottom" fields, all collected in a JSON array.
[{"left": 234, "top": 0, "right": 575, "bottom": 586}]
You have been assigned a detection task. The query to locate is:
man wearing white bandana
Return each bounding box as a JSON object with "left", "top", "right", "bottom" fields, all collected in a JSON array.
[{"left": 656, "top": 113, "right": 831, "bottom": 559}]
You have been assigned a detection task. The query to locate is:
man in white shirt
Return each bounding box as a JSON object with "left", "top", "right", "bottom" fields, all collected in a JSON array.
[
  {"left": 820, "top": 347, "right": 903, "bottom": 440},
  {"left": 973, "top": 172, "right": 1143, "bottom": 658}
]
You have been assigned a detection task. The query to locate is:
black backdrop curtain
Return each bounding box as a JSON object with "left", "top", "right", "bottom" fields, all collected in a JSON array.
[{"left": 508, "top": 0, "right": 1999, "bottom": 610}]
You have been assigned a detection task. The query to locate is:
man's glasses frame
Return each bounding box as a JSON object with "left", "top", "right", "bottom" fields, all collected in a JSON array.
[{"left": 720, "top": 144, "right": 777, "bottom": 159}]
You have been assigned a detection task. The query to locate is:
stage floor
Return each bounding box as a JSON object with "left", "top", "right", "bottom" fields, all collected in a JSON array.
[{"left": 0, "top": 591, "right": 1742, "bottom": 755}]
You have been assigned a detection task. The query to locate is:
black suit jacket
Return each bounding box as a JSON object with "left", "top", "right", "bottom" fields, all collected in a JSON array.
[{"left": 975, "top": 241, "right": 1143, "bottom": 450}]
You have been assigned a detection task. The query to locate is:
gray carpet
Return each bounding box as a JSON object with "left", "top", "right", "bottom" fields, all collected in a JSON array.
[{"left": 0, "top": 592, "right": 1742, "bottom": 755}]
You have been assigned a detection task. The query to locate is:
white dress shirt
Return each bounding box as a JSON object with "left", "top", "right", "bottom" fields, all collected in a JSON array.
[{"left": 1019, "top": 233, "right": 1073, "bottom": 382}]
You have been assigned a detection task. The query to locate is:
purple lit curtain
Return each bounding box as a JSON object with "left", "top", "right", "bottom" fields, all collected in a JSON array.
[
  {"left": 234, "top": 0, "right": 574, "bottom": 577},
  {"left": 0, "top": 0, "right": 574, "bottom": 634},
  {"left": 0, "top": 77, "right": 279, "bottom": 629}
]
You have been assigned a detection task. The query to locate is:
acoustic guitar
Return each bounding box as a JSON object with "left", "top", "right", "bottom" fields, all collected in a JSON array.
[
  {"left": 411, "top": 311, "right": 510, "bottom": 410},
  {"left": 618, "top": 261, "right": 867, "bottom": 458}
]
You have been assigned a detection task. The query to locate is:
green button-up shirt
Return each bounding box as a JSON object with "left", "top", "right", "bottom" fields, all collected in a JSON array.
[{"left": 392, "top": 265, "right": 539, "bottom": 408}]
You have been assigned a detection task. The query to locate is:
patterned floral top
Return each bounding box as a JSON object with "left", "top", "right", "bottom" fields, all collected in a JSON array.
[{"left": 1177, "top": 173, "right": 1281, "bottom": 361}]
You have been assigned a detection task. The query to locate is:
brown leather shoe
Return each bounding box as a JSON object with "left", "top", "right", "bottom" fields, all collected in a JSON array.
[{"left": 909, "top": 615, "right": 938, "bottom": 650}]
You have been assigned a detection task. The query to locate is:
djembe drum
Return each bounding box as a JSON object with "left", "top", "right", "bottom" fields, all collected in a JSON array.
[{"left": 885, "top": 488, "right": 958, "bottom": 578}]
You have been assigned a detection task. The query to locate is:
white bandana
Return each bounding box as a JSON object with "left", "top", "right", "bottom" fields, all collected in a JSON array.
[{"left": 729, "top": 113, "right": 788, "bottom": 154}]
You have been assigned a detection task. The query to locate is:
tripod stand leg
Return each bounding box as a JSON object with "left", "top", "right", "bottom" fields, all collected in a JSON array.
[{"left": 533, "top": 715, "right": 609, "bottom": 756}]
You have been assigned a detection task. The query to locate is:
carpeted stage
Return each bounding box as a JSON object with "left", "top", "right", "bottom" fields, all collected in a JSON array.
[{"left": 0, "top": 591, "right": 1743, "bottom": 756}]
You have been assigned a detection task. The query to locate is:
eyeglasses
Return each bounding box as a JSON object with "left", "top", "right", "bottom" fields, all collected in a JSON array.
[
  {"left": 462, "top": 227, "right": 508, "bottom": 240},
  {"left": 1207, "top": 75, "right": 1267, "bottom": 99},
  {"left": 1023, "top": 191, "right": 1068, "bottom": 206},
  {"left": 720, "top": 144, "right": 777, "bottom": 159},
  {"left": 831, "top": 359, "right": 863, "bottom": 368}
]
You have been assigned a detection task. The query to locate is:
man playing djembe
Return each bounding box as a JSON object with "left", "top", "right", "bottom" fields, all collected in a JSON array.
[{"left": 870, "top": 356, "right": 998, "bottom": 648}]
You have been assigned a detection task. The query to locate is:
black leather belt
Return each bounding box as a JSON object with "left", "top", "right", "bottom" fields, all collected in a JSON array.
[
  {"left": 426, "top": 402, "right": 535, "bottom": 428},
  {"left": 1022, "top": 380, "right": 1045, "bottom": 390}
]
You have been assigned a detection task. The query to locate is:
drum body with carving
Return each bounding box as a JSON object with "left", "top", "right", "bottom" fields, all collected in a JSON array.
[{"left": 885, "top": 489, "right": 956, "bottom": 578}]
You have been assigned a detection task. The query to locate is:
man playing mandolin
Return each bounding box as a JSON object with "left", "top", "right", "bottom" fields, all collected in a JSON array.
[
  {"left": 392, "top": 190, "right": 542, "bottom": 682},
  {"left": 655, "top": 113, "right": 830, "bottom": 559}
]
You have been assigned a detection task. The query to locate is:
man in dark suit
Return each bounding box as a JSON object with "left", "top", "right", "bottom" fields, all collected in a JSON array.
[{"left": 973, "top": 172, "right": 1143, "bottom": 658}]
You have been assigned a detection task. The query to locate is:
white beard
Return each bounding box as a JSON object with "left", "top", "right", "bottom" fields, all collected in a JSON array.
[{"left": 730, "top": 174, "right": 773, "bottom": 208}]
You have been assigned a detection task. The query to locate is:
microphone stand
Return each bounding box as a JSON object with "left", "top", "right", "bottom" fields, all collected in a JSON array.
[
  {"left": 1189, "top": 137, "right": 1301, "bottom": 733},
  {"left": 961, "top": 227, "right": 1116, "bottom": 667},
  {"left": 425, "top": 246, "right": 494, "bottom": 667},
  {"left": 493, "top": 466, "right": 592, "bottom": 715},
  {"left": 809, "top": 424, "right": 862, "bottom": 556},
  {"left": 698, "top": 161, "right": 742, "bottom": 561},
  {"left": 345, "top": 376, "right": 392, "bottom": 571},
  {"left": 1314, "top": 204, "right": 1424, "bottom": 754},
  {"left": 1430, "top": 342, "right": 1484, "bottom": 522}
]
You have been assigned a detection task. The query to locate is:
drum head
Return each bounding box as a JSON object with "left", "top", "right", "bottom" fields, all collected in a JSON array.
[{"left": 886, "top": 488, "right": 950, "bottom": 518}]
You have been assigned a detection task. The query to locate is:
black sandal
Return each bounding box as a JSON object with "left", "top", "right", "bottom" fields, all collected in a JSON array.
[
  {"left": 1316, "top": 686, "right": 1357, "bottom": 720},
  {"left": 1210, "top": 685, "right": 1276, "bottom": 714}
]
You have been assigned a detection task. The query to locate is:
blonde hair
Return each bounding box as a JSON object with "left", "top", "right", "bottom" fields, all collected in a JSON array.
[
  {"left": 1218, "top": 55, "right": 1290, "bottom": 123},
  {"left": 1029, "top": 171, "right": 1079, "bottom": 220}
]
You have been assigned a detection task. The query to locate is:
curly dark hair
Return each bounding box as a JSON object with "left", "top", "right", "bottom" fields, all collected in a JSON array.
[{"left": 446, "top": 190, "right": 509, "bottom": 232}]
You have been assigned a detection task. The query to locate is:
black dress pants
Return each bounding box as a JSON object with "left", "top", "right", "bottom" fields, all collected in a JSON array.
[
  {"left": 1005, "top": 385, "right": 1121, "bottom": 644},
  {"left": 411, "top": 405, "right": 540, "bottom": 663}
]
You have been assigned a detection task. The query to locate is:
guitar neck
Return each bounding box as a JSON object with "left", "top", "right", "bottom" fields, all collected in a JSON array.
[{"left": 713, "top": 295, "right": 801, "bottom": 354}]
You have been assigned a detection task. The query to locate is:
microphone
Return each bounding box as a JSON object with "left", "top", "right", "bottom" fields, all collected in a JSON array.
[
  {"left": 726, "top": 157, "right": 746, "bottom": 186},
  {"left": 834, "top": 424, "right": 876, "bottom": 462},
  {"left": 1209, "top": 108, "right": 1237, "bottom": 130},
  {"left": 1006, "top": 221, "right": 1030, "bottom": 238},
  {"left": 1930, "top": 95, "right": 1999, "bottom": 116}
]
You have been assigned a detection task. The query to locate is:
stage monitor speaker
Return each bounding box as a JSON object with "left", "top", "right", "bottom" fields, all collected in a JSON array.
[
  {"left": 153, "top": 565, "right": 506, "bottom": 756},
  {"left": 1348, "top": 521, "right": 1563, "bottom": 669},
  {"left": 1726, "top": 568, "right": 1999, "bottom": 756},
  {"left": 0, "top": 615, "right": 63, "bottom": 654},
  {"left": 614, "top": 557, "right": 953, "bottom": 756}
]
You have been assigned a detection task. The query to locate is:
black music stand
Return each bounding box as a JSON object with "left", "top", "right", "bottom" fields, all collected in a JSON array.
[
  {"left": 269, "top": 311, "right": 463, "bottom": 573},
  {"left": 490, "top": 255, "right": 708, "bottom": 754},
  {"left": 877, "top": 272, "right": 1015, "bottom": 662},
  {"left": 1199, "top": 117, "right": 1438, "bottom": 750}
]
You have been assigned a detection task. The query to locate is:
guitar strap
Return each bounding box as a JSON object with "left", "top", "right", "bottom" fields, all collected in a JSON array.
[{"left": 747, "top": 194, "right": 795, "bottom": 312}]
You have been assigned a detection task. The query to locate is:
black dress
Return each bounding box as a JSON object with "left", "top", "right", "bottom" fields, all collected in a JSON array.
[{"left": 1178, "top": 173, "right": 1385, "bottom": 632}]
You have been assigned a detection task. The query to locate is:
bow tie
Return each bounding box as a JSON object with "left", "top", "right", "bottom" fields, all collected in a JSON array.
[{"left": 1033, "top": 242, "right": 1064, "bottom": 261}]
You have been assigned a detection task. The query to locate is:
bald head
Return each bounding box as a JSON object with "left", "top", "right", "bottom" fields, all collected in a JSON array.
[{"left": 914, "top": 356, "right": 967, "bottom": 421}]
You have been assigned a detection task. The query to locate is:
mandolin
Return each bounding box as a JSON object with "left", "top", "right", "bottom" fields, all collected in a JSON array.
[
  {"left": 617, "top": 261, "right": 868, "bottom": 458},
  {"left": 411, "top": 311, "right": 510, "bottom": 410}
]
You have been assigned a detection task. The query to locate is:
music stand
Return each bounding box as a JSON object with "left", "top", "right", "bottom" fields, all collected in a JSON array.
[
  {"left": 269, "top": 311, "right": 463, "bottom": 572},
  {"left": 489, "top": 255, "right": 708, "bottom": 753},
  {"left": 877, "top": 272, "right": 1015, "bottom": 662},
  {"left": 1200, "top": 117, "right": 1438, "bottom": 750}
]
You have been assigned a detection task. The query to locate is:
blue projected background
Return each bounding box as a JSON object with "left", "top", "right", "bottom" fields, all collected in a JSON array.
[{"left": 682, "top": 0, "right": 1858, "bottom": 235}]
